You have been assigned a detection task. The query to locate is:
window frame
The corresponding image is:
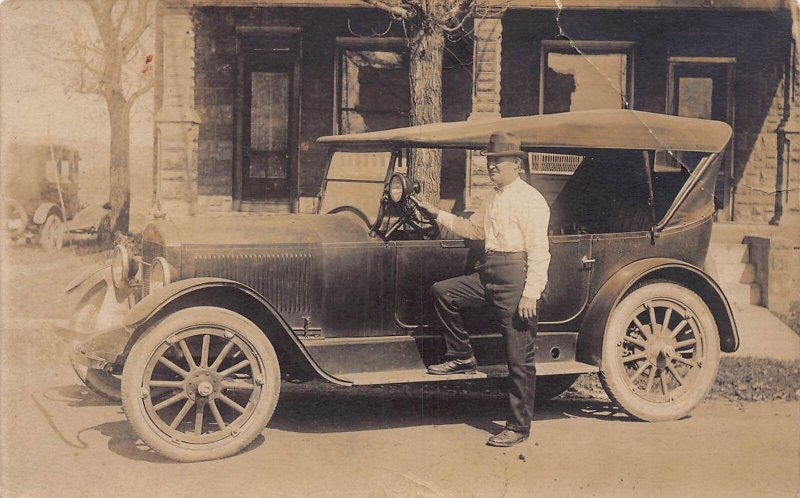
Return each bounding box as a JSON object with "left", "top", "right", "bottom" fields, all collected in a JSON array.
[
  {"left": 333, "top": 37, "right": 409, "bottom": 135},
  {"left": 538, "top": 40, "right": 636, "bottom": 115}
]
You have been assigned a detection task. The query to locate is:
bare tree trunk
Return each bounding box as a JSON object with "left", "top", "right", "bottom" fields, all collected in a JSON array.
[
  {"left": 108, "top": 96, "right": 131, "bottom": 234},
  {"left": 409, "top": 24, "right": 445, "bottom": 204}
]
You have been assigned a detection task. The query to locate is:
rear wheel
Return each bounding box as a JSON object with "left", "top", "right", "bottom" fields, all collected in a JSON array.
[
  {"left": 121, "top": 307, "right": 281, "bottom": 462},
  {"left": 39, "top": 213, "right": 65, "bottom": 251},
  {"left": 599, "top": 282, "right": 720, "bottom": 421}
]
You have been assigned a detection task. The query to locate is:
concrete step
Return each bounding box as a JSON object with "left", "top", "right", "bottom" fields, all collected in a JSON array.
[
  {"left": 709, "top": 242, "right": 749, "bottom": 264},
  {"left": 716, "top": 262, "right": 756, "bottom": 285},
  {"left": 708, "top": 241, "right": 761, "bottom": 305},
  {"left": 711, "top": 221, "right": 780, "bottom": 244},
  {"left": 720, "top": 281, "right": 762, "bottom": 306}
]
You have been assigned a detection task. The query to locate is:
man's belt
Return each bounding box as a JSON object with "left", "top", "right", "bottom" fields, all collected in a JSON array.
[{"left": 484, "top": 250, "right": 526, "bottom": 259}]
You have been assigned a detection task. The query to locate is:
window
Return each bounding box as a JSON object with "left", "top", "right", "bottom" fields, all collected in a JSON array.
[
  {"left": 248, "top": 72, "right": 290, "bottom": 179},
  {"left": 337, "top": 38, "right": 409, "bottom": 134},
  {"left": 540, "top": 41, "right": 635, "bottom": 114},
  {"left": 45, "top": 160, "right": 71, "bottom": 184}
]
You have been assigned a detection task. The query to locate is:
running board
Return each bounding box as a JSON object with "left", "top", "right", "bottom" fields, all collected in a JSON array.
[{"left": 342, "top": 361, "right": 599, "bottom": 386}]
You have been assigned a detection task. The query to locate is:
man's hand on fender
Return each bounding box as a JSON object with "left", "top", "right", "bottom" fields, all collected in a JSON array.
[
  {"left": 411, "top": 196, "right": 440, "bottom": 219},
  {"left": 518, "top": 296, "right": 536, "bottom": 321}
]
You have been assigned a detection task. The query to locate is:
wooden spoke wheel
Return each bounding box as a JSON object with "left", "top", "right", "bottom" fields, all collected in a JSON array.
[
  {"left": 121, "top": 307, "right": 280, "bottom": 462},
  {"left": 600, "top": 282, "right": 720, "bottom": 422},
  {"left": 39, "top": 213, "right": 65, "bottom": 251}
]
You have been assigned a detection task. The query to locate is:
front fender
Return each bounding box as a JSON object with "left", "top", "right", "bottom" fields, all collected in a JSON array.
[
  {"left": 65, "top": 259, "right": 134, "bottom": 304},
  {"left": 576, "top": 258, "right": 739, "bottom": 366},
  {"left": 122, "top": 278, "right": 351, "bottom": 386},
  {"left": 65, "top": 259, "right": 112, "bottom": 294},
  {"left": 33, "top": 203, "right": 62, "bottom": 224}
]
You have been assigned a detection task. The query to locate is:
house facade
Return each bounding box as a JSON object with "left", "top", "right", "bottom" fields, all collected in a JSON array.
[{"left": 153, "top": 0, "right": 799, "bottom": 225}]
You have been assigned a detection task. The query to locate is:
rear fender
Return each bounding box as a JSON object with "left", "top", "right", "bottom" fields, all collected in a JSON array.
[
  {"left": 33, "top": 203, "right": 63, "bottom": 224},
  {"left": 576, "top": 258, "right": 739, "bottom": 366},
  {"left": 121, "top": 278, "right": 351, "bottom": 385}
]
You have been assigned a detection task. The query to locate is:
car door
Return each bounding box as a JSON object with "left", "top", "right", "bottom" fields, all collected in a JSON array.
[
  {"left": 395, "top": 233, "right": 593, "bottom": 330},
  {"left": 393, "top": 237, "right": 474, "bottom": 330},
  {"left": 538, "top": 234, "right": 593, "bottom": 325}
]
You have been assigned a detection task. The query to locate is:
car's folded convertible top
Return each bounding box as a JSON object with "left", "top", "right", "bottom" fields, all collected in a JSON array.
[{"left": 318, "top": 109, "right": 732, "bottom": 154}]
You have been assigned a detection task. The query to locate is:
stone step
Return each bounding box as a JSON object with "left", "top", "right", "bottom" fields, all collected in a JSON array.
[
  {"left": 716, "top": 262, "right": 756, "bottom": 285},
  {"left": 708, "top": 242, "right": 749, "bottom": 264},
  {"left": 719, "top": 281, "right": 762, "bottom": 306}
]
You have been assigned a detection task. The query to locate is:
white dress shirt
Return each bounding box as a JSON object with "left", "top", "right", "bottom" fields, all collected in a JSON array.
[{"left": 437, "top": 177, "right": 551, "bottom": 300}]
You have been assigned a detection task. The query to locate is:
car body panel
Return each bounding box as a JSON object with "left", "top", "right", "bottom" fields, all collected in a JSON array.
[
  {"left": 121, "top": 277, "right": 354, "bottom": 385},
  {"left": 74, "top": 111, "right": 738, "bottom": 389}
]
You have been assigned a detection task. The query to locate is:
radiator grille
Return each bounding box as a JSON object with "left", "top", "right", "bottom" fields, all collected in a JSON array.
[{"left": 193, "top": 251, "right": 313, "bottom": 314}]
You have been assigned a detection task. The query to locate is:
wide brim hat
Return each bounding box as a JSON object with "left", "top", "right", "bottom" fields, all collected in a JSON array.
[{"left": 481, "top": 131, "right": 527, "bottom": 158}]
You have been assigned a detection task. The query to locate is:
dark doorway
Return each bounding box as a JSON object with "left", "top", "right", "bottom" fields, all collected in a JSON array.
[
  {"left": 667, "top": 57, "right": 735, "bottom": 220},
  {"left": 235, "top": 28, "right": 301, "bottom": 211}
]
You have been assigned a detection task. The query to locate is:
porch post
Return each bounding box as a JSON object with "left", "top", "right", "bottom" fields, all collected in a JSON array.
[
  {"left": 153, "top": 1, "right": 201, "bottom": 216},
  {"left": 773, "top": 1, "right": 800, "bottom": 226},
  {"left": 465, "top": 11, "right": 504, "bottom": 211}
]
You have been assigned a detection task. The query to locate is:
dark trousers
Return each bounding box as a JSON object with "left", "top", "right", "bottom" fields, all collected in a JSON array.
[{"left": 431, "top": 253, "right": 537, "bottom": 433}]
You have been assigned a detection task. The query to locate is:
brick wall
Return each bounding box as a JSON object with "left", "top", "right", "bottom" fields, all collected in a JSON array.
[
  {"left": 191, "top": 7, "right": 471, "bottom": 212},
  {"left": 501, "top": 9, "right": 794, "bottom": 224}
]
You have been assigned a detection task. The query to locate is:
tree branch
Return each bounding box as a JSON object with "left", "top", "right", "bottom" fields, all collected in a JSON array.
[
  {"left": 361, "top": 0, "right": 414, "bottom": 19},
  {"left": 125, "top": 79, "right": 154, "bottom": 110},
  {"left": 443, "top": 11, "right": 472, "bottom": 33},
  {"left": 113, "top": 0, "right": 132, "bottom": 32},
  {"left": 121, "top": 0, "right": 152, "bottom": 57}
]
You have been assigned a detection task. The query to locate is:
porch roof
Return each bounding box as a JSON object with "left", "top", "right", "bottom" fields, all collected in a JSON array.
[
  {"left": 317, "top": 110, "right": 733, "bottom": 154},
  {"left": 170, "top": 0, "right": 787, "bottom": 10}
]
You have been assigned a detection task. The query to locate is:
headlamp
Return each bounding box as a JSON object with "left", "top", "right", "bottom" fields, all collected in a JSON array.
[
  {"left": 149, "top": 257, "right": 174, "bottom": 293},
  {"left": 389, "top": 174, "right": 411, "bottom": 204},
  {"left": 111, "top": 245, "right": 133, "bottom": 289}
]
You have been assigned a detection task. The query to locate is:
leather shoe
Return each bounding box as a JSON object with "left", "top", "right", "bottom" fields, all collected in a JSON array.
[
  {"left": 427, "top": 357, "right": 478, "bottom": 375},
  {"left": 486, "top": 429, "right": 529, "bottom": 447}
]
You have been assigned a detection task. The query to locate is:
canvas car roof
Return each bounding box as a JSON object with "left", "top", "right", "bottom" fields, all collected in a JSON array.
[{"left": 318, "top": 110, "right": 732, "bottom": 154}]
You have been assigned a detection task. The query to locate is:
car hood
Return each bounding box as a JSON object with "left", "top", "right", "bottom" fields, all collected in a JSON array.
[{"left": 144, "top": 212, "right": 373, "bottom": 248}]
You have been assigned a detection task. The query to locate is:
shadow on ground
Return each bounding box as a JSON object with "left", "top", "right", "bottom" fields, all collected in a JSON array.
[
  {"left": 267, "top": 382, "right": 634, "bottom": 435},
  {"left": 42, "top": 379, "right": 634, "bottom": 462}
]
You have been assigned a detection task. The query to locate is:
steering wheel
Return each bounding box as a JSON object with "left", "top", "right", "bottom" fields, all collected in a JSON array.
[{"left": 383, "top": 174, "right": 440, "bottom": 240}]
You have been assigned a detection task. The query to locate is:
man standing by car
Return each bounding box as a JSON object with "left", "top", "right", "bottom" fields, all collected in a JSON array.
[{"left": 415, "top": 131, "right": 551, "bottom": 447}]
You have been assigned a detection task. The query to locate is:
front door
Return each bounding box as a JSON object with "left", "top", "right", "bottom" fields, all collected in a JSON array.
[
  {"left": 667, "top": 57, "right": 735, "bottom": 220},
  {"left": 235, "top": 30, "right": 301, "bottom": 211},
  {"left": 242, "top": 64, "right": 292, "bottom": 204}
]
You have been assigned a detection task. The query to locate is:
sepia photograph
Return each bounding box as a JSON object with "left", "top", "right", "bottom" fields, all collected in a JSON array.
[{"left": 1, "top": 0, "right": 798, "bottom": 496}]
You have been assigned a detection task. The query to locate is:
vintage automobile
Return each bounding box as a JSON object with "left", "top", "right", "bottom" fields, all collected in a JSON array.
[
  {"left": 67, "top": 110, "right": 739, "bottom": 462},
  {"left": 4, "top": 144, "right": 112, "bottom": 250}
]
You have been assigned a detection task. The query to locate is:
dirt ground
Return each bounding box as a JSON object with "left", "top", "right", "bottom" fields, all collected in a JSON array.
[{"left": 1, "top": 244, "right": 799, "bottom": 498}]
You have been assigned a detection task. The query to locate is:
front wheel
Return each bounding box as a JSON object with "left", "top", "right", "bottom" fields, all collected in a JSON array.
[
  {"left": 5, "top": 198, "right": 28, "bottom": 241},
  {"left": 95, "top": 215, "right": 112, "bottom": 250},
  {"left": 39, "top": 213, "right": 65, "bottom": 251},
  {"left": 599, "top": 282, "right": 720, "bottom": 422},
  {"left": 121, "top": 307, "right": 281, "bottom": 462}
]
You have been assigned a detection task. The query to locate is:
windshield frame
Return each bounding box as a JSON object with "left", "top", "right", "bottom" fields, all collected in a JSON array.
[{"left": 316, "top": 147, "right": 401, "bottom": 217}]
